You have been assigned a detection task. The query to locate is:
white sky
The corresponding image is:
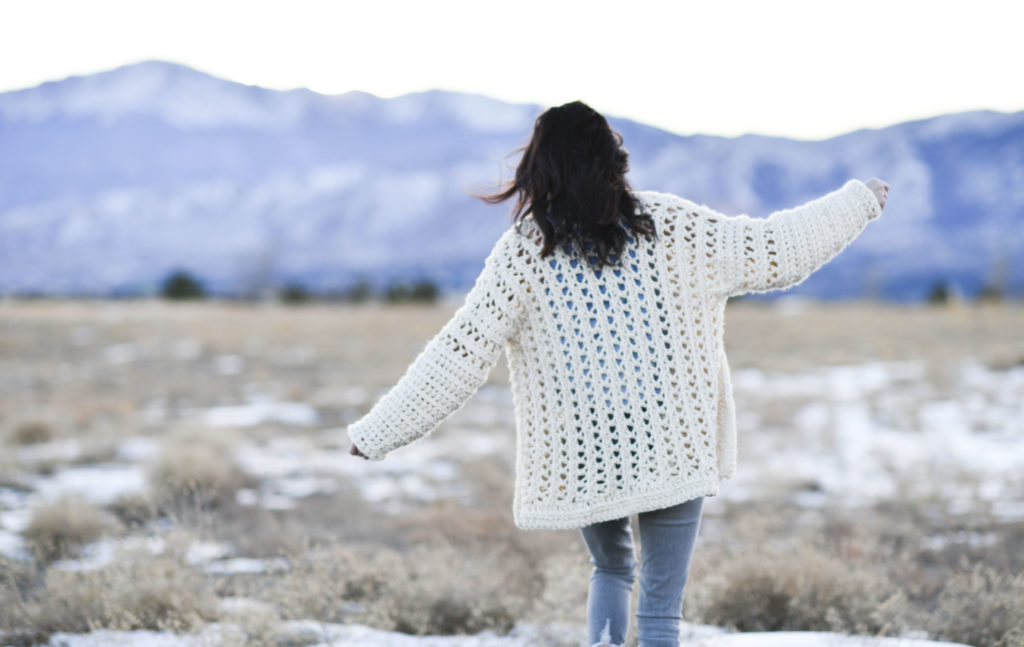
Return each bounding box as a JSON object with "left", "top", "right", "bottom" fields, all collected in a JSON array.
[{"left": 1, "top": 0, "right": 1022, "bottom": 140}]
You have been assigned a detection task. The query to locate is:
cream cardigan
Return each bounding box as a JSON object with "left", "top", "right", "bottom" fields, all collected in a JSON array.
[{"left": 346, "top": 179, "right": 882, "bottom": 530}]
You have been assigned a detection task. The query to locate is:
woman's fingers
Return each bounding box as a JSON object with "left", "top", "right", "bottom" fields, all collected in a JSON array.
[{"left": 864, "top": 177, "right": 889, "bottom": 209}]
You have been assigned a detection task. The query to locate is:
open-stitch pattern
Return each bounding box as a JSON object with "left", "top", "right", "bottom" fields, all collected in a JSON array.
[{"left": 346, "top": 179, "right": 882, "bottom": 530}]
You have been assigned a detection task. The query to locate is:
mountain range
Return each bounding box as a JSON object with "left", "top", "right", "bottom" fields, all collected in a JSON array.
[{"left": 1, "top": 60, "right": 1021, "bottom": 300}]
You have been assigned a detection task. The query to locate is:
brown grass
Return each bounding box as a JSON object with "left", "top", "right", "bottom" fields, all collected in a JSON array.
[
  {"left": 22, "top": 496, "right": 120, "bottom": 563},
  {"left": 105, "top": 491, "right": 163, "bottom": 529},
  {"left": 2, "top": 538, "right": 220, "bottom": 645},
  {"left": 147, "top": 427, "right": 250, "bottom": 513},
  {"left": 6, "top": 421, "right": 54, "bottom": 445},
  {"left": 688, "top": 540, "right": 908, "bottom": 635},
  {"left": 258, "top": 535, "right": 542, "bottom": 636},
  {"left": 3, "top": 300, "right": 1024, "bottom": 642},
  {"left": 926, "top": 566, "right": 1024, "bottom": 647}
]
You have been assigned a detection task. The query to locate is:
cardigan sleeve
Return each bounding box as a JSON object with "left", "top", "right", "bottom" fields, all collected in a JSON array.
[
  {"left": 708, "top": 179, "right": 882, "bottom": 298},
  {"left": 345, "top": 228, "right": 523, "bottom": 461}
]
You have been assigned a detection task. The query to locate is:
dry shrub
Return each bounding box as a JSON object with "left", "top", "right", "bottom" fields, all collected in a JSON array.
[
  {"left": 368, "top": 541, "right": 537, "bottom": 635},
  {"left": 68, "top": 438, "right": 122, "bottom": 465},
  {"left": 211, "top": 505, "right": 305, "bottom": 560},
  {"left": 6, "top": 421, "right": 54, "bottom": 445},
  {"left": 147, "top": 429, "right": 248, "bottom": 512},
  {"left": 72, "top": 397, "right": 137, "bottom": 435},
  {"left": 267, "top": 540, "right": 404, "bottom": 623},
  {"left": 522, "top": 543, "right": 591, "bottom": 627},
  {"left": 4, "top": 545, "right": 220, "bottom": 644},
  {"left": 106, "top": 491, "right": 162, "bottom": 528},
  {"left": 214, "top": 599, "right": 282, "bottom": 647},
  {"left": 22, "top": 496, "right": 120, "bottom": 563},
  {"left": 265, "top": 536, "right": 540, "bottom": 636},
  {"left": 995, "top": 522, "right": 1024, "bottom": 572},
  {"left": 0, "top": 555, "right": 38, "bottom": 643},
  {"left": 927, "top": 565, "right": 1024, "bottom": 647},
  {"left": 688, "top": 539, "right": 907, "bottom": 635}
]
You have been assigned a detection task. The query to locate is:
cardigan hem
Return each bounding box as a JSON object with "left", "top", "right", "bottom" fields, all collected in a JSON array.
[{"left": 512, "top": 475, "right": 721, "bottom": 531}]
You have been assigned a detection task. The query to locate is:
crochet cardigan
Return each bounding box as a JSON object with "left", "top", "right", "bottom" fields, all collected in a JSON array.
[{"left": 346, "top": 179, "right": 882, "bottom": 530}]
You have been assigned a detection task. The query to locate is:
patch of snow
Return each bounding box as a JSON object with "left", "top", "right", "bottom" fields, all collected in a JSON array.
[
  {"left": 275, "top": 475, "right": 339, "bottom": 498},
  {"left": 22, "top": 617, "right": 976, "bottom": 647},
  {"left": 913, "top": 109, "right": 1020, "bottom": 141},
  {"left": 185, "top": 540, "right": 235, "bottom": 565},
  {"left": 286, "top": 620, "right": 586, "bottom": 646},
  {"left": 0, "top": 528, "right": 29, "bottom": 561},
  {"left": 42, "top": 622, "right": 245, "bottom": 647},
  {"left": 234, "top": 488, "right": 259, "bottom": 506},
  {"left": 688, "top": 631, "right": 970, "bottom": 647},
  {"left": 0, "top": 61, "right": 314, "bottom": 130},
  {"left": 0, "top": 507, "right": 32, "bottom": 533},
  {"left": 992, "top": 500, "right": 1024, "bottom": 521},
  {"left": 217, "top": 596, "right": 277, "bottom": 616},
  {"left": 203, "top": 556, "right": 289, "bottom": 575},
  {"left": 0, "top": 486, "right": 30, "bottom": 509},
  {"left": 116, "top": 436, "right": 161, "bottom": 461},
  {"left": 921, "top": 530, "right": 998, "bottom": 551},
  {"left": 31, "top": 463, "right": 148, "bottom": 505},
  {"left": 203, "top": 400, "right": 319, "bottom": 428},
  {"left": 724, "top": 360, "right": 1024, "bottom": 510},
  {"left": 233, "top": 407, "right": 515, "bottom": 511}
]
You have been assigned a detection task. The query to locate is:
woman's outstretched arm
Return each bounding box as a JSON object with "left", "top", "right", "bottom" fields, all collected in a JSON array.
[
  {"left": 707, "top": 178, "right": 885, "bottom": 298},
  {"left": 345, "top": 228, "right": 524, "bottom": 461}
]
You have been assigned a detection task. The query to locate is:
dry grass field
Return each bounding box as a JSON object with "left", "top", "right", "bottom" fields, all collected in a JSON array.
[{"left": 1, "top": 298, "right": 1023, "bottom": 647}]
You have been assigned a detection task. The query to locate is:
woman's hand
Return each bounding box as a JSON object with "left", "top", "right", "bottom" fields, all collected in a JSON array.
[
  {"left": 864, "top": 178, "right": 890, "bottom": 209},
  {"left": 348, "top": 442, "right": 368, "bottom": 459}
]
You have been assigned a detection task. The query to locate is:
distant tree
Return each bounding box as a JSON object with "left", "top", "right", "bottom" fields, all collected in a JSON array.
[
  {"left": 160, "top": 270, "right": 205, "bottom": 300},
  {"left": 384, "top": 282, "right": 412, "bottom": 303},
  {"left": 384, "top": 278, "right": 440, "bottom": 304},
  {"left": 279, "top": 283, "right": 311, "bottom": 305},
  {"left": 926, "top": 281, "right": 951, "bottom": 305},
  {"left": 977, "top": 284, "right": 1004, "bottom": 303},
  {"left": 409, "top": 279, "right": 439, "bottom": 303},
  {"left": 343, "top": 278, "right": 374, "bottom": 303}
]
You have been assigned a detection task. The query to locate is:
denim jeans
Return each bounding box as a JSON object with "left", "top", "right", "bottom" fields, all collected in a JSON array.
[{"left": 579, "top": 496, "right": 704, "bottom": 647}]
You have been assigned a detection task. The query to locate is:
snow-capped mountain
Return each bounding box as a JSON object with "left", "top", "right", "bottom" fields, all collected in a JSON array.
[{"left": 1, "top": 60, "right": 1021, "bottom": 299}]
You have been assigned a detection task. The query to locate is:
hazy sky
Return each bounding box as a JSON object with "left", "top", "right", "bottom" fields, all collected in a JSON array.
[{"left": 2, "top": 0, "right": 1021, "bottom": 140}]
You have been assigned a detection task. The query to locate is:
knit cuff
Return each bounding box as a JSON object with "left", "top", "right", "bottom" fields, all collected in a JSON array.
[
  {"left": 346, "top": 417, "right": 389, "bottom": 462},
  {"left": 844, "top": 179, "right": 883, "bottom": 221}
]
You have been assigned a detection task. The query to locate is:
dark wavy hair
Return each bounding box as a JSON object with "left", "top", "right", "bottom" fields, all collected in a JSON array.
[{"left": 477, "top": 101, "right": 657, "bottom": 270}]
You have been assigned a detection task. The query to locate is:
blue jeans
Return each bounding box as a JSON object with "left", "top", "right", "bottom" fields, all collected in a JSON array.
[{"left": 579, "top": 497, "right": 704, "bottom": 647}]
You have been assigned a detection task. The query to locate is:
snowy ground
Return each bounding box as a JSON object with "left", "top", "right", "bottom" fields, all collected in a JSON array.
[
  {"left": 10, "top": 357, "right": 1023, "bottom": 547},
  {"left": 1, "top": 301, "right": 1021, "bottom": 646},
  {"left": 33, "top": 620, "right": 973, "bottom": 647}
]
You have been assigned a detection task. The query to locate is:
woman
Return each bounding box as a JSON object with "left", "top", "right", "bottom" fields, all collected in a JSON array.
[{"left": 346, "top": 101, "right": 889, "bottom": 647}]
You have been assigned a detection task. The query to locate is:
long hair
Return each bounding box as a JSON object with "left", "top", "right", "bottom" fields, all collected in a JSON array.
[{"left": 477, "top": 101, "right": 657, "bottom": 270}]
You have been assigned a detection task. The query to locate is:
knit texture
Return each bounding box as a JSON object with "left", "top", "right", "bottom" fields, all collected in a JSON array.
[{"left": 346, "top": 179, "right": 882, "bottom": 530}]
